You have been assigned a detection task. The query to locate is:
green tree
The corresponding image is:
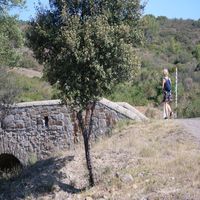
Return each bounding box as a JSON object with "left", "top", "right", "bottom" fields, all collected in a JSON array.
[
  {"left": 143, "top": 15, "right": 160, "bottom": 43},
  {"left": 0, "top": 15, "right": 23, "bottom": 67},
  {"left": 0, "top": 0, "right": 25, "bottom": 12},
  {"left": 0, "top": 67, "right": 21, "bottom": 131},
  {"left": 27, "top": 0, "right": 144, "bottom": 186},
  {"left": 0, "top": 0, "right": 24, "bottom": 116},
  {"left": 168, "top": 37, "right": 181, "bottom": 54},
  {"left": 0, "top": 0, "right": 24, "bottom": 67},
  {"left": 193, "top": 44, "right": 200, "bottom": 62}
]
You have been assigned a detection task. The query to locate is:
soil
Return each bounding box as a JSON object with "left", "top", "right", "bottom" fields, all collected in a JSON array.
[{"left": 176, "top": 118, "right": 200, "bottom": 140}]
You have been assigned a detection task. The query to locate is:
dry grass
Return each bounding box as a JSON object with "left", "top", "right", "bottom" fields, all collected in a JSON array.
[{"left": 78, "top": 120, "right": 200, "bottom": 200}]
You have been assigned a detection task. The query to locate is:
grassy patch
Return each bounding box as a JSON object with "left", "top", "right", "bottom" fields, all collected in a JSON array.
[{"left": 12, "top": 73, "right": 54, "bottom": 102}]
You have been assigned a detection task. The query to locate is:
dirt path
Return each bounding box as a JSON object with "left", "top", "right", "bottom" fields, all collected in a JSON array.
[
  {"left": 177, "top": 118, "right": 200, "bottom": 140},
  {"left": 9, "top": 67, "right": 43, "bottom": 78}
]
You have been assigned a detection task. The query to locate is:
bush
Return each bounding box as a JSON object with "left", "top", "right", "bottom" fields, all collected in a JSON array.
[
  {"left": 180, "top": 98, "right": 200, "bottom": 118},
  {"left": 18, "top": 56, "right": 39, "bottom": 69},
  {"left": 107, "top": 83, "right": 148, "bottom": 106},
  {"left": 12, "top": 73, "right": 54, "bottom": 102}
]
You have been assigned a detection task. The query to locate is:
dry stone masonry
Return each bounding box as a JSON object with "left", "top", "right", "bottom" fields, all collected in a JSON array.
[{"left": 0, "top": 98, "right": 148, "bottom": 166}]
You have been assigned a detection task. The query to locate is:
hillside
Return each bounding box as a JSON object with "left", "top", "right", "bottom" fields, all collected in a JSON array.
[
  {"left": 1, "top": 17, "right": 199, "bottom": 117},
  {"left": 1, "top": 3, "right": 200, "bottom": 200},
  {"left": 1, "top": 120, "right": 200, "bottom": 199},
  {"left": 108, "top": 16, "right": 200, "bottom": 118}
]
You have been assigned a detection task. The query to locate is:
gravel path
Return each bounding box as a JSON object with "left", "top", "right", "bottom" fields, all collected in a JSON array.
[{"left": 177, "top": 118, "right": 200, "bottom": 140}]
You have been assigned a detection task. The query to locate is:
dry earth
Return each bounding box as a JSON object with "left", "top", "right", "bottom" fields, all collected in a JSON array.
[
  {"left": 1, "top": 119, "right": 200, "bottom": 200},
  {"left": 9, "top": 67, "right": 43, "bottom": 78},
  {"left": 177, "top": 118, "right": 200, "bottom": 141}
]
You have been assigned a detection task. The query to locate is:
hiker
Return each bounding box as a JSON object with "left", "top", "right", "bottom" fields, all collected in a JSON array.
[{"left": 162, "top": 68, "right": 173, "bottom": 119}]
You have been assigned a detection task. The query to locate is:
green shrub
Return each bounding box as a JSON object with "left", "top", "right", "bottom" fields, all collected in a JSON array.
[
  {"left": 28, "top": 153, "right": 37, "bottom": 165},
  {"left": 107, "top": 83, "right": 148, "bottom": 106},
  {"left": 18, "top": 56, "right": 39, "bottom": 69},
  {"left": 12, "top": 73, "right": 54, "bottom": 102},
  {"left": 180, "top": 98, "right": 200, "bottom": 118}
]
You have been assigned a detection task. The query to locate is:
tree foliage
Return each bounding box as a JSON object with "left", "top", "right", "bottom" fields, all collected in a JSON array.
[
  {"left": 0, "top": 0, "right": 25, "bottom": 13},
  {"left": 27, "top": 0, "right": 143, "bottom": 107},
  {"left": 0, "top": 15, "right": 23, "bottom": 67},
  {"left": 0, "top": 0, "right": 24, "bottom": 67},
  {"left": 0, "top": 68, "right": 19, "bottom": 105},
  {"left": 0, "top": 0, "right": 24, "bottom": 104},
  {"left": 143, "top": 14, "right": 159, "bottom": 43},
  {"left": 193, "top": 44, "right": 200, "bottom": 62}
]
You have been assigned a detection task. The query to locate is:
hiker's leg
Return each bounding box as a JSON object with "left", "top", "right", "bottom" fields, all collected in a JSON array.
[
  {"left": 166, "top": 103, "right": 172, "bottom": 113},
  {"left": 164, "top": 102, "right": 168, "bottom": 119},
  {"left": 166, "top": 103, "right": 169, "bottom": 118},
  {"left": 167, "top": 102, "right": 173, "bottom": 118},
  {"left": 163, "top": 102, "right": 166, "bottom": 118},
  {"left": 163, "top": 103, "right": 165, "bottom": 118}
]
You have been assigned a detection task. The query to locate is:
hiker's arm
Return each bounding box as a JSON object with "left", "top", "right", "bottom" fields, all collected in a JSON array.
[{"left": 162, "top": 79, "right": 165, "bottom": 90}]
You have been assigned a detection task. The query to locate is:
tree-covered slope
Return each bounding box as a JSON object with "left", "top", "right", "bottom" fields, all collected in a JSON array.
[
  {"left": 108, "top": 16, "right": 200, "bottom": 118},
  {"left": 1, "top": 6, "right": 199, "bottom": 118}
]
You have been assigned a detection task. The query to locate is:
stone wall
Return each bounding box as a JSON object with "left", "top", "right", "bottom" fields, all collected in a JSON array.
[{"left": 0, "top": 98, "right": 147, "bottom": 165}]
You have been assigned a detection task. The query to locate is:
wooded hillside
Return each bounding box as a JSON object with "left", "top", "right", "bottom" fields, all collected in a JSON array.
[
  {"left": 109, "top": 15, "right": 200, "bottom": 118},
  {"left": 1, "top": 13, "right": 200, "bottom": 118}
]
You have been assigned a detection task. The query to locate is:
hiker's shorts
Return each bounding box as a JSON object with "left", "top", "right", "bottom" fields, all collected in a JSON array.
[{"left": 163, "top": 91, "right": 172, "bottom": 103}]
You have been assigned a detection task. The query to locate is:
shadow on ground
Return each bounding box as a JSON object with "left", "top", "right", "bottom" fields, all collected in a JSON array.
[{"left": 0, "top": 156, "right": 84, "bottom": 200}]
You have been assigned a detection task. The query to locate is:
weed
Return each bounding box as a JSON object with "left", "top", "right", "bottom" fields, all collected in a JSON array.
[{"left": 28, "top": 153, "right": 37, "bottom": 165}]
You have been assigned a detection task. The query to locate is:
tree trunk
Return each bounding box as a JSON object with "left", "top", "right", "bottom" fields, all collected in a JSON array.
[{"left": 77, "top": 101, "right": 96, "bottom": 187}]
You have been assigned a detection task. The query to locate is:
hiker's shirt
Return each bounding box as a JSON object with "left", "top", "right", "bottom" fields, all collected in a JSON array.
[{"left": 163, "top": 77, "right": 172, "bottom": 102}]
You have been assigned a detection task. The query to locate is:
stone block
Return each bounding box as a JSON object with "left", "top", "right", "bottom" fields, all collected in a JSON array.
[
  {"left": 3, "top": 115, "right": 14, "bottom": 125},
  {"left": 15, "top": 120, "right": 25, "bottom": 129}
]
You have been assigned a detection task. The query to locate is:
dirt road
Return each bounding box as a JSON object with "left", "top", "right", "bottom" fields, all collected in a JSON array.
[{"left": 177, "top": 118, "right": 200, "bottom": 140}]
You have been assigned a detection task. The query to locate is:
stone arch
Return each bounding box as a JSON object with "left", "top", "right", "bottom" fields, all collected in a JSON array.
[
  {"left": 0, "top": 153, "right": 23, "bottom": 172},
  {"left": 0, "top": 133, "right": 28, "bottom": 166},
  {"left": 0, "top": 148, "right": 28, "bottom": 167}
]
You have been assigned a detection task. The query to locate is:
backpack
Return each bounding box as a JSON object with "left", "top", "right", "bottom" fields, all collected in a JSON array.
[{"left": 164, "top": 78, "right": 171, "bottom": 92}]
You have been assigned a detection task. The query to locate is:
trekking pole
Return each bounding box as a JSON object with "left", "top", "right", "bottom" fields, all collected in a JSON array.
[{"left": 175, "top": 67, "right": 178, "bottom": 118}]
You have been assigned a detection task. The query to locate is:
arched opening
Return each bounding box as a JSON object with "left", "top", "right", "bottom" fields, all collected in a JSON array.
[{"left": 0, "top": 154, "right": 23, "bottom": 177}]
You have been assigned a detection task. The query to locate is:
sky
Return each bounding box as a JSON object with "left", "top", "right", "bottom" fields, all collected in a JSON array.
[
  {"left": 144, "top": 0, "right": 200, "bottom": 20},
  {"left": 10, "top": 0, "right": 200, "bottom": 21},
  {"left": 11, "top": 0, "right": 50, "bottom": 20}
]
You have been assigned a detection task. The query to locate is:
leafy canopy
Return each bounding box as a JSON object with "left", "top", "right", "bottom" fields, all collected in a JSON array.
[
  {"left": 0, "top": 67, "right": 20, "bottom": 105},
  {"left": 28, "top": 0, "right": 144, "bottom": 107},
  {"left": 0, "top": 0, "right": 25, "bottom": 13},
  {"left": 0, "top": 0, "right": 24, "bottom": 67},
  {"left": 0, "top": 0, "right": 24, "bottom": 105},
  {"left": 0, "top": 15, "right": 23, "bottom": 67}
]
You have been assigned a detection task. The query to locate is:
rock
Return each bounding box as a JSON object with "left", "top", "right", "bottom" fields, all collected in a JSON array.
[
  {"left": 97, "top": 195, "right": 108, "bottom": 200},
  {"left": 133, "top": 184, "right": 138, "bottom": 189},
  {"left": 76, "top": 194, "right": 82, "bottom": 199},
  {"left": 51, "top": 184, "right": 60, "bottom": 192},
  {"left": 140, "top": 197, "right": 149, "bottom": 200},
  {"left": 54, "top": 191, "right": 70, "bottom": 200},
  {"left": 115, "top": 172, "right": 120, "bottom": 178},
  {"left": 120, "top": 174, "right": 133, "bottom": 183},
  {"left": 85, "top": 197, "right": 93, "bottom": 200}
]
